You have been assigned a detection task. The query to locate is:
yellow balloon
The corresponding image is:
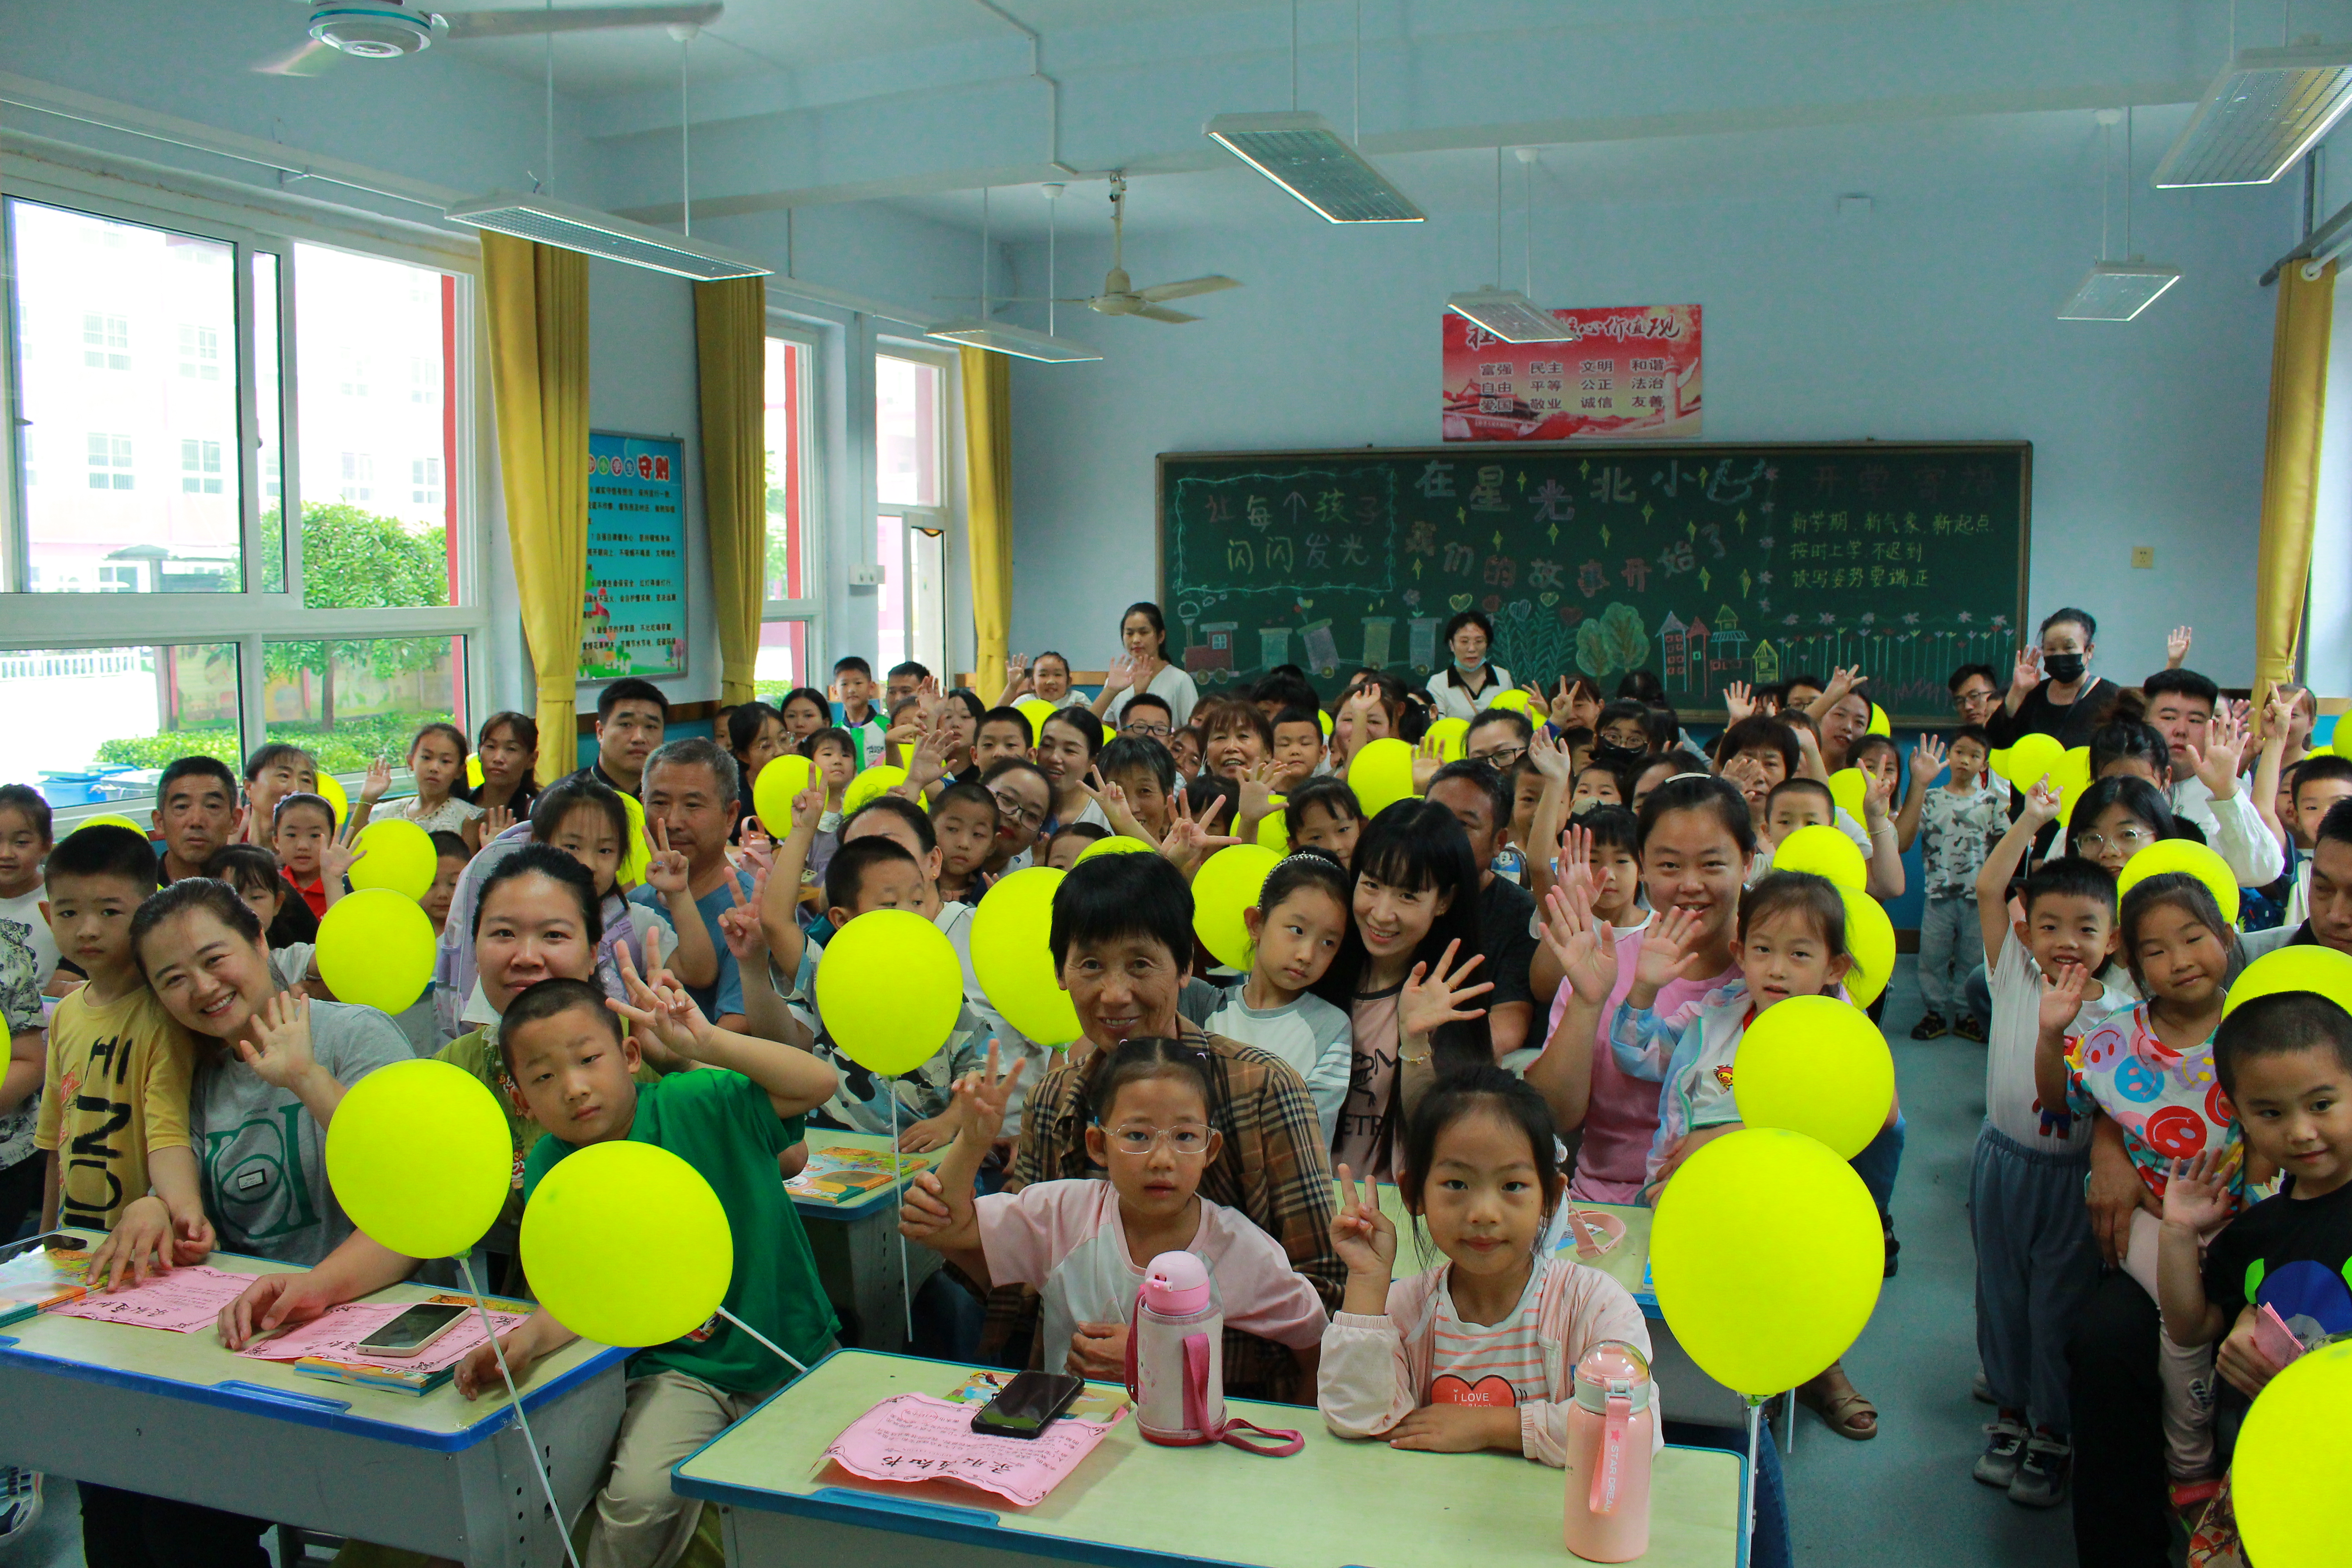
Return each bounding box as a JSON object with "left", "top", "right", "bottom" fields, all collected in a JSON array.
[
  {"left": 751, "top": 753, "right": 816, "bottom": 841},
  {"left": 843, "top": 764, "right": 906, "bottom": 814},
  {"left": 2117, "top": 838, "right": 2242, "bottom": 926},
  {"left": 348, "top": 818, "right": 436, "bottom": 901},
  {"left": 2050, "top": 745, "right": 2093, "bottom": 804},
  {"left": 2234, "top": 1340, "right": 2352, "bottom": 1568},
  {"left": 1318, "top": 709, "right": 1334, "bottom": 738},
  {"left": 1489, "top": 689, "right": 1536, "bottom": 719},
  {"left": 314, "top": 771, "right": 349, "bottom": 826},
  {"left": 1424, "top": 717, "right": 1470, "bottom": 761},
  {"left": 1986, "top": 746, "right": 2013, "bottom": 781},
  {"left": 814, "top": 907, "right": 964, "bottom": 1076},
  {"left": 1013, "top": 696, "right": 1053, "bottom": 744},
  {"left": 1075, "top": 834, "right": 1153, "bottom": 862},
  {"left": 70, "top": 814, "right": 148, "bottom": 840},
  {"left": 1772, "top": 824, "right": 1865, "bottom": 892},
  {"left": 619, "top": 793, "right": 651, "bottom": 887},
  {"left": 1258, "top": 795, "right": 1290, "bottom": 851},
  {"left": 314, "top": 890, "right": 436, "bottom": 1015},
  {"left": 969, "top": 866, "right": 1080, "bottom": 1046},
  {"left": 2332, "top": 720, "right": 2352, "bottom": 761},
  {"left": 1866, "top": 704, "right": 1891, "bottom": 737},
  {"left": 1648, "top": 1128, "right": 1885, "bottom": 1397},
  {"left": 1732, "top": 995, "right": 1894, "bottom": 1159},
  {"left": 1348, "top": 737, "right": 1417, "bottom": 817},
  {"left": 1839, "top": 885, "right": 1896, "bottom": 1009},
  {"left": 2224, "top": 945, "right": 2352, "bottom": 1017},
  {"left": 466, "top": 753, "right": 485, "bottom": 789},
  {"left": 2000, "top": 732, "right": 2065, "bottom": 791},
  {"left": 520, "top": 1141, "right": 733, "bottom": 1349},
  {"left": 1101, "top": 719, "right": 1117, "bottom": 747},
  {"left": 1826, "top": 768, "right": 1868, "bottom": 820},
  {"left": 1192, "top": 843, "right": 1281, "bottom": 970},
  {"left": 325, "top": 1058, "right": 510, "bottom": 1258}
]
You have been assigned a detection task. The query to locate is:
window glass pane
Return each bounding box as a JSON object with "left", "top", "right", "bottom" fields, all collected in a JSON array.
[
  {"left": 764, "top": 337, "right": 808, "bottom": 601},
  {"left": 3, "top": 643, "right": 242, "bottom": 800},
  {"left": 263, "top": 635, "right": 463, "bottom": 774},
  {"left": 254, "top": 251, "right": 287, "bottom": 593},
  {"left": 910, "top": 524, "right": 947, "bottom": 677},
  {"left": 10, "top": 201, "right": 242, "bottom": 593},
  {"left": 874, "top": 514, "right": 906, "bottom": 671},
  {"left": 293, "top": 245, "right": 456, "bottom": 609},
  {"left": 754, "top": 621, "right": 808, "bottom": 702},
  {"left": 876, "top": 354, "right": 940, "bottom": 507}
]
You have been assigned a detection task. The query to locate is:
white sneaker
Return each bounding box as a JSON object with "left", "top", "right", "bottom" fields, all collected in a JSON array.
[{"left": 0, "top": 1466, "right": 43, "bottom": 1543}]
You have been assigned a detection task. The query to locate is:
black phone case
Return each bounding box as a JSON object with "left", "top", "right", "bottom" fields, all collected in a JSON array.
[{"left": 969, "top": 1374, "right": 1084, "bottom": 1439}]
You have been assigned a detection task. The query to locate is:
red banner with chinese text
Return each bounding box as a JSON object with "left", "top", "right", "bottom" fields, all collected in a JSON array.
[{"left": 1442, "top": 305, "right": 1702, "bottom": 442}]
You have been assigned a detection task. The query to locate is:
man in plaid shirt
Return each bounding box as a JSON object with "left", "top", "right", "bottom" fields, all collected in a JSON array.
[{"left": 903, "top": 851, "right": 1341, "bottom": 1403}]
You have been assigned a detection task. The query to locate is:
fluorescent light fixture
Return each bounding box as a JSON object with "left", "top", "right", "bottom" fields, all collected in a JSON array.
[
  {"left": 926, "top": 321, "right": 1102, "bottom": 363},
  {"left": 441, "top": 191, "right": 771, "bottom": 281},
  {"left": 1203, "top": 111, "right": 1424, "bottom": 224},
  {"left": 2153, "top": 42, "right": 2352, "bottom": 187},
  {"left": 2058, "top": 262, "right": 2182, "bottom": 321},
  {"left": 1446, "top": 289, "right": 1572, "bottom": 343}
]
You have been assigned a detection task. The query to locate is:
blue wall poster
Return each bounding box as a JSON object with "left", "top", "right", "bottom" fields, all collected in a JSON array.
[{"left": 581, "top": 431, "right": 687, "bottom": 681}]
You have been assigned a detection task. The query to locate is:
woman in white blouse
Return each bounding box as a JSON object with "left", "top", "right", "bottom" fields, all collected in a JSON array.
[
  {"left": 1425, "top": 609, "right": 1513, "bottom": 721},
  {"left": 1091, "top": 600, "right": 1199, "bottom": 733}
]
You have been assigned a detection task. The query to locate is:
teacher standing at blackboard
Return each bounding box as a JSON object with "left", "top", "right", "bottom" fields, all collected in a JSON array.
[
  {"left": 1425, "top": 610, "right": 1514, "bottom": 722},
  {"left": 1092, "top": 600, "right": 1200, "bottom": 732},
  {"left": 1984, "top": 606, "right": 2113, "bottom": 750}
]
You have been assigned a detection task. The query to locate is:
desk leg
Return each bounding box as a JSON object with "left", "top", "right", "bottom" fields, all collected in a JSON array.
[
  {"left": 454, "top": 1363, "right": 626, "bottom": 1568},
  {"left": 808, "top": 1212, "right": 943, "bottom": 1356}
]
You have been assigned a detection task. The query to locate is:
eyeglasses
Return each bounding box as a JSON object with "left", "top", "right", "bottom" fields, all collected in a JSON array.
[
  {"left": 2075, "top": 826, "right": 2156, "bottom": 856},
  {"left": 989, "top": 787, "right": 1046, "bottom": 831},
  {"left": 1471, "top": 744, "right": 1528, "bottom": 769},
  {"left": 1100, "top": 1122, "right": 1215, "bottom": 1156},
  {"left": 1125, "top": 721, "right": 1172, "bottom": 739}
]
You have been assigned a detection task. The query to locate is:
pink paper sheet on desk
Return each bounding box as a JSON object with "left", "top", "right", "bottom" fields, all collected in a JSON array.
[
  {"left": 47, "top": 1265, "right": 256, "bottom": 1333},
  {"left": 238, "top": 1301, "right": 527, "bottom": 1374},
  {"left": 823, "top": 1391, "right": 1122, "bottom": 1509}
]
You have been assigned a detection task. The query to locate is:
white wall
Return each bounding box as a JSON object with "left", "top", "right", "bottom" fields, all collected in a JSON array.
[{"left": 1002, "top": 124, "right": 2300, "bottom": 691}]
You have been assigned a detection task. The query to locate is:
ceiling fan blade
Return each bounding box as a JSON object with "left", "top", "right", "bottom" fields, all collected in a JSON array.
[
  {"left": 1133, "top": 305, "right": 1200, "bottom": 324},
  {"left": 252, "top": 39, "right": 342, "bottom": 75},
  {"left": 439, "top": 3, "right": 723, "bottom": 40},
  {"left": 1136, "top": 275, "right": 1241, "bottom": 304}
]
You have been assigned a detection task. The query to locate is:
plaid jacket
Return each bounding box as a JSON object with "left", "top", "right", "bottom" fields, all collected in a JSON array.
[{"left": 979, "top": 1024, "right": 1343, "bottom": 1404}]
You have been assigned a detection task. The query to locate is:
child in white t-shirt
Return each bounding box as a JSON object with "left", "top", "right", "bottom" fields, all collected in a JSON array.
[{"left": 1204, "top": 852, "right": 1354, "bottom": 1143}]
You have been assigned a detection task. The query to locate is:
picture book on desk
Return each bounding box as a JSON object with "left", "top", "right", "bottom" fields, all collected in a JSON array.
[
  {"left": 785, "top": 1145, "right": 936, "bottom": 1204},
  {"left": 0, "top": 1245, "right": 91, "bottom": 1328}
]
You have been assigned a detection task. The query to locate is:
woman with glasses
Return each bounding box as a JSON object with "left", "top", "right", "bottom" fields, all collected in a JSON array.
[
  {"left": 1092, "top": 601, "right": 1200, "bottom": 734},
  {"left": 979, "top": 758, "right": 1055, "bottom": 875},
  {"left": 1426, "top": 609, "right": 1514, "bottom": 722},
  {"left": 2066, "top": 776, "right": 2180, "bottom": 877}
]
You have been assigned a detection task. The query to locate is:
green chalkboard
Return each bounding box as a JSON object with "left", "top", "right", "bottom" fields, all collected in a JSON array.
[{"left": 1156, "top": 442, "right": 2031, "bottom": 725}]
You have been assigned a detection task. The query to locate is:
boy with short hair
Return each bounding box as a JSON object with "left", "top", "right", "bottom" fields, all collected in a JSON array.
[
  {"left": 1120, "top": 691, "right": 1176, "bottom": 741},
  {"left": 2279, "top": 755, "right": 2352, "bottom": 928},
  {"left": 152, "top": 755, "right": 245, "bottom": 883},
  {"left": 1906, "top": 725, "right": 2006, "bottom": 1042},
  {"left": 272, "top": 793, "right": 341, "bottom": 920},
  {"left": 831, "top": 656, "right": 885, "bottom": 766},
  {"left": 885, "top": 661, "right": 930, "bottom": 709},
  {"left": 1046, "top": 821, "right": 1111, "bottom": 869},
  {"left": 437, "top": 973, "right": 833, "bottom": 1566},
  {"left": 0, "top": 785, "right": 59, "bottom": 988},
  {"left": 2141, "top": 667, "right": 2282, "bottom": 888},
  {"left": 1764, "top": 777, "right": 1836, "bottom": 845},
  {"left": 587, "top": 678, "right": 671, "bottom": 799},
  {"left": 1271, "top": 705, "right": 1328, "bottom": 786},
  {"left": 972, "top": 706, "right": 1034, "bottom": 772},
  {"left": 1965, "top": 779, "right": 2129, "bottom": 1507}
]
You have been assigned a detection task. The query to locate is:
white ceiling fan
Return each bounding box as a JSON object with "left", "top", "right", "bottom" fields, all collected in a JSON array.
[
  {"left": 255, "top": 0, "right": 722, "bottom": 76},
  {"left": 1064, "top": 175, "right": 1240, "bottom": 324}
]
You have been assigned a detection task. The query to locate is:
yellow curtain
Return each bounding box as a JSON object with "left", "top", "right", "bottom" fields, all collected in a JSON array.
[
  {"left": 481, "top": 234, "right": 590, "bottom": 778},
  {"left": 2255, "top": 258, "right": 2335, "bottom": 698},
  {"left": 960, "top": 345, "right": 1014, "bottom": 683},
  {"left": 696, "top": 278, "right": 768, "bottom": 709}
]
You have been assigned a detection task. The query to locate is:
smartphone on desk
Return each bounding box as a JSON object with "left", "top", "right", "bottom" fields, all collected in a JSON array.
[
  {"left": 970, "top": 1371, "right": 1085, "bottom": 1439},
  {"left": 357, "top": 1302, "right": 469, "bottom": 1358}
]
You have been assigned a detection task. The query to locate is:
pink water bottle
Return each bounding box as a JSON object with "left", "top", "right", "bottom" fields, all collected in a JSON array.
[
  {"left": 1561, "top": 1340, "right": 1654, "bottom": 1562},
  {"left": 1130, "top": 1251, "right": 1223, "bottom": 1445}
]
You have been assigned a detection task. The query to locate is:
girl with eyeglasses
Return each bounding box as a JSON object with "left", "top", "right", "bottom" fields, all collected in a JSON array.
[
  {"left": 2066, "top": 777, "right": 2181, "bottom": 877},
  {"left": 902, "top": 1037, "right": 1328, "bottom": 1385}
]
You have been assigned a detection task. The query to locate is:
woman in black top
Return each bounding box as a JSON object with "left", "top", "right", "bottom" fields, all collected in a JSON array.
[{"left": 1986, "top": 606, "right": 2116, "bottom": 751}]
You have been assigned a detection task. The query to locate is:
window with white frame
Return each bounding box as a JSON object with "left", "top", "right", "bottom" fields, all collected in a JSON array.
[
  {"left": 874, "top": 348, "right": 951, "bottom": 679},
  {"left": 2, "top": 190, "right": 480, "bottom": 808},
  {"left": 757, "top": 328, "right": 823, "bottom": 699}
]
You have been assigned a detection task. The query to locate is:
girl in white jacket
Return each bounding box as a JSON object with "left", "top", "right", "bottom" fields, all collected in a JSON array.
[{"left": 1318, "top": 1065, "right": 1657, "bottom": 1464}]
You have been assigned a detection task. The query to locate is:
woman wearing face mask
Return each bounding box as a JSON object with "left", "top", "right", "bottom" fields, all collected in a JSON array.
[
  {"left": 1426, "top": 610, "right": 1513, "bottom": 721},
  {"left": 1987, "top": 606, "right": 2112, "bottom": 751}
]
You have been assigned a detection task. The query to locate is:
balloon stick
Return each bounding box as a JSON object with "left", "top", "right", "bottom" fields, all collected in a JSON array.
[
  {"left": 890, "top": 1093, "right": 914, "bottom": 1344},
  {"left": 457, "top": 1254, "right": 584, "bottom": 1568},
  {"left": 713, "top": 1305, "right": 809, "bottom": 1377},
  {"left": 1744, "top": 1395, "right": 1764, "bottom": 1544}
]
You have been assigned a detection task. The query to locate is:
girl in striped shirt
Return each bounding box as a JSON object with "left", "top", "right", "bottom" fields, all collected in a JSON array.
[{"left": 1318, "top": 1066, "right": 1656, "bottom": 1464}]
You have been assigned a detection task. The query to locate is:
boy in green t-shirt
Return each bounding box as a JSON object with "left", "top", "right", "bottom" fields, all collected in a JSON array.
[{"left": 451, "top": 971, "right": 839, "bottom": 1568}]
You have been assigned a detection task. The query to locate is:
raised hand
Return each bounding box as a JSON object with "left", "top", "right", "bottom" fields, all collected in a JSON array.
[
  {"left": 480, "top": 804, "right": 514, "bottom": 842},
  {"left": 1723, "top": 680, "right": 1755, "bottom": 725},
  {"left": 1525, "top": 725, "right": 1572, "bottom": 784},
  {"left": 1538, "top": 883, "right": 1619, "bottom": 1004},
  {"left": 2019, "top": 775, "right": 2063, "bottom": 829},
  {"left": 2166, "top": 625, "right": 2194, "bottom": 667},
  {"left": 2187, "top": 703, "right": 2250, "bottom": 794},
  {"left": 359, "top": 755, "right": 393, "bottom": 806},
  {"left": 2264, "top": 684, "right": 2298, "bottom": 749},
  {"left": 715, "top": 868, "right": 769, "bottom": 964},
  {"left": 1823, "top": 665, "right": 1864, "bottom": 704},
  {"left": 1106, "top": 653, "right": 1143, "bottom": 694},
  {"left": 319, "top": 834, "right": 363, "bottom": 890},
  {"left": 609, "top": 936, "right": 710, "bottom": 1062},
  {"left": 643, "top": 818, "right": 691, "bottom": 898},
  {"left": 1160, "top": 791, "right": 1241, "bottom": 873},
  {"left": 1632, "top": 906, "right": 1711, "bottom": 993},
  {"left": 1238, "top": 759, "right": 1280, "bottom": 825},
  {"left": 1328, "top": 1163, "right": 1398, "bottom": 1281},
  {"left": 1909, "top": 735, "right": 1948, "bottom": 787},
  {"left": 1792, "top": 725, "right": 1826, "bottom": 780},
  {"left": 2011, "top": 643, "right": 2043, "bottom": 698},
  {"left": 1400, "top": 940, "right": 1493, "bottom": 1040},
  {"left": 2161, "top": 1148, "right": 2234, "bottom": 1233},
  {"left": 1862, "top": 768, "right": 1896, "bottom": 824},
  {"left": 1547, "top": 676, "right": 1579, "bottom": 728},
  {"left": 2037, "top": 960, "right": 2087, "bottom": 1039},
  {"left": 1554, "top": 821, "right": 1594, "bottom": 898},
  {"left": 950, "top": 1041, "right": 1027, "bottom": 1148},
  {"left": 237, "top": 992, "right": 318, "bottom": 1091}
]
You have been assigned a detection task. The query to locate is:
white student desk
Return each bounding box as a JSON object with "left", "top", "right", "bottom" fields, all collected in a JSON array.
[
  {"left": 0, "top": 1236, "right": 628, "bottom": 1567},
  {"left": 673, "top": 1349, "right": 1748, "bottom": 1568},
  {"left": 789, "top": 1128, "right": 945, "bottom": 1354}
]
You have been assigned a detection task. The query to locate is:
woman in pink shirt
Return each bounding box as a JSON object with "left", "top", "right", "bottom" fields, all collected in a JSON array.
[{"left": 1525, "top": 775, "right": 1750, "bottom": 1203}]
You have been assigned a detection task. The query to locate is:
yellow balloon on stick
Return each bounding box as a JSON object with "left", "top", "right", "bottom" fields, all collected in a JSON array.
[
  {"left": 2050, "top": 745, "right": 2093, "bottom": 804},
  {"left": 1258, "top": 796, "right": 1290, "bottom": 851},
  {"left": 751, "top": 754, "right": 816, "bottom": 841},
  {"left": 520, "top": 1141, "right": 733, "bottom": 1348},
  {"left": 1771, "top": 824, "right": 1865, "bottom": 892},
  {"left": 813, "top": 908, "right": 963, "bottom": 1076},
  {"left": 2223, "top": 945, "right": 2352, "bottom": 1017},
  {"left": 1866, "top": 704, "right": 1891, "bottom": 737},
  {"left": 843, "top": 765, "right": 906, "bottom": 814},
  {"left": 1075, "top": 834, "right": 1153, "bottom": 862},
  {"left": 2233, "top": 1340, "right": 2352, "bottom": 1568},
  {"left": 2000, "top": 733, "right": 2065, "bottom": 791},
  {"left": 2116, "top": 839, "right": 2242, "bottom": 926},
  {"left": 1348, "top": 738, "right": 1416, "bottom": 817},
  {"left": 1012, "top": 696, "right": 1053, "bottom": 744},
  {"left": 1838, "top": 885, "right": 1896, "bottom": 1009},
  {"left": 325, "top": 1058, "right": 510, "bottom": 1258},
  {"left": 1424, "top": 717, "right": 1470, "bottom": 761},
  {"left": 315, "top": 889, "right": 436, "bottom": 1015},
  {"left": 1648, "top": 1128, "right": 1885, "bottom": 1397},
  {"left": 1489, "top": 689, "right": 1536, "bottom": 719},
  {"left": 348, "top": 818, "right": 436, "bottom": 901},
  {"left": 969, "top": 867, "right": 1081, "bottom": 1046},
  {"left": 1192, "top": 844, "right": 1280, "bottom": 970},
  {"left": 1826, "top": 768, "right": 1868, "bottom": 820},
  {"left": 1732, "top": 995, "right": 1894, "bottom": 1160},
  {"left": 314, "top": 771, "right": 349, "bottom": 826}
]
